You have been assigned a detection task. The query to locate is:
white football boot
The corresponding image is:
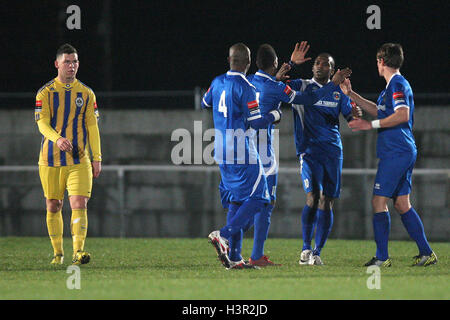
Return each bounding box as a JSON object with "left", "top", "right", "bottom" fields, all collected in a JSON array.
[{"left": 299, "top": 249, "right": 312, "bottom": 265}]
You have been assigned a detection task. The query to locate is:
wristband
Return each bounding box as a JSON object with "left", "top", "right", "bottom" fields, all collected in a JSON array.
[
  {"left": 270, "top": 110, "right": 281, "bottom": 122},
  {"left": 288, "top": 60, "right": 295, "bottom": 67},
  {"left": 371, "top": 120, "right": 381, "bottom": 129}
]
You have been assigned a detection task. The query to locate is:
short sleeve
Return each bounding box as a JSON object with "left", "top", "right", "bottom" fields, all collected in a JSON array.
[
  {"left": 242, "top": 84, "right": 262, "bottom": 121},
  {"left": 201, "top": 86, "right": 213, "bottom": 109},
  {"left": 391, "top": 82, "right": 409, "bottom": 110}
]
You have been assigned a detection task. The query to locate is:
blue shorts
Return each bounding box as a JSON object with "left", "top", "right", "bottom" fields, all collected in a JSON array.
[
  {"left": 219, "top": 163, "right": 270, "bottom": 208},
  {"left": 373, "top": 152, "right": 416, "bottom": 198},
  {"left": 299, "top": 153, "right": 343, "bottom": 198}
]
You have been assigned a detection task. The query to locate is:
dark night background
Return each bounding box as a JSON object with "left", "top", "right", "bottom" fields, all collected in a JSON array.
[{"left": 0, "top": 0, "right": 448, "bottom": 108}]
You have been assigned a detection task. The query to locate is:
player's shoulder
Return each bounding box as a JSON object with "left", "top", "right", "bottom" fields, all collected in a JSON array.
[
  {"left": 390, "top": 74, "right": 412, "bottom": 94},
  {"left": 226, "top": 71, "right": 256, "bottom": 90},
  {"left": 288, "top": 78, "right": 309, "bottom": 91},
  {"left": 36, "top": 78, "right": 56, "bottom": 95},
  {"left": 76, "top": 79, "right": 95, "bottom": 95}
]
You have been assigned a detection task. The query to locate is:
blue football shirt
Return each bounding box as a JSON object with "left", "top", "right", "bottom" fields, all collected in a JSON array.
[
  {"left": 288, "top": 78, "right": 353, "bottom": 159},
  {"left": 202, "top": 70, "right": 266, "bottom": 165},
  {"left": 375, "top": 73, "right": 417, "bottom": 158}
]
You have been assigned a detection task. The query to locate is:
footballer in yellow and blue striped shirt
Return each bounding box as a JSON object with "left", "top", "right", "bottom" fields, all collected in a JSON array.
[{"left": 35, "top": 43, "right": 101, "bottom": 265}]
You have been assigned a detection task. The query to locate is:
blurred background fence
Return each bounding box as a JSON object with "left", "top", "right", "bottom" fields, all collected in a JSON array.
[{"left": 0, "top": 92, "right": 449, "bottom": 240}]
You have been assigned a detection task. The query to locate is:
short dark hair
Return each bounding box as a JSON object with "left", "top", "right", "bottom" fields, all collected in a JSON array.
[
  {"left": 56, "top": 43, "right": 77, "bottom": 59},
  {"left": 256, "top": 44, "right": 277, "bottom": 70},
  {"left": 376, "top": 43, "right": 404, "bottom": 69},
  {"left": 316, "top": 53, "right": 335, "bottom": 70}
]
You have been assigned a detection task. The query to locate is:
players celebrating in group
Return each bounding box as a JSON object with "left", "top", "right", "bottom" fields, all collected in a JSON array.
[
  {"left": 203, "top": 41, "right": 436, "bottom": 269},
  {"left": 203, "top": 42, "right": 352, "bottom": 269}
]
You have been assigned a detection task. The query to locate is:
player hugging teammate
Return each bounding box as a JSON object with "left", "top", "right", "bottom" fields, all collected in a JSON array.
[{"left": 203, "top": 42, "right": 437, "bottom": 269}]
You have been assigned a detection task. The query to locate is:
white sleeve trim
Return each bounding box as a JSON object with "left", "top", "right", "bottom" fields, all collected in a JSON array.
[
  {"left": 394, "top": 105, "right": 409, "bottom": 111},
  {"left": 247, "top": 114, "right": 262, "bottom": 121},
  {"left": 269, "top": 110, "right": 281, "bottom": 122},
  {"left": 202, "top": 97, "right": 212, "bottom": 108},
  {"left": 288, "top": 91, "right": 296, "bottom": 104}
]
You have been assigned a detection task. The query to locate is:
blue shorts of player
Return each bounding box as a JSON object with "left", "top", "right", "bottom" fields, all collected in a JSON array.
[
  {"left": 300, "top": 153, "right": 343, "bottom": 198},
  {"left": 218, "top": 163, "right": 270, "bottom": 207},
  {"left": 373, "top": 152, "right": 416, "bottom": 198}
]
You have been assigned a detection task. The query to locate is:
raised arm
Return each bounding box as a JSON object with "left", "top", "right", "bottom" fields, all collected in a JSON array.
[
  {"left": 289, "top": 68, "right": 352, "bottom": 106},
  {"left": 340, "top": 79, "right": 378, "bottom": 117}
]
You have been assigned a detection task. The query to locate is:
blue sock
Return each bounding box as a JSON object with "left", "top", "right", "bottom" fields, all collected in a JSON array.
[
  {"left": 301, "top": 205, "right": 318, "bottom": 251},
  {"left": 313, "top": 209, "right": 333, "bottom": 256},
  {"left": 226, "top": 203, "right": 243, "bottom": 261},
  {"left": 373, "top": 211, "right": 391, "bottom": 261},
  {"left": 220, "top": 199, "right": 265, "bottom": 239},
  {"left": 251, "top": 204, "right": 273, "bottom": 260},
  {"left": 400, "top": 207, "right": 432, "bottom": 256}
]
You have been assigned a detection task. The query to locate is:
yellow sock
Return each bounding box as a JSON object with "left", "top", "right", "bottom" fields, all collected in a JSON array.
[
  {"left": 46, "top": 210, "right": 64, "bottom": 256},
  {"left": 71, "top": 209, "right": 88, "bottom": 255}
]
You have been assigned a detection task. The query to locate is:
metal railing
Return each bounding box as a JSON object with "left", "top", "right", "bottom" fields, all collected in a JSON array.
[
  {"left": 1, "top": 165, "right": 449, "bottom": 238},
  {"left": 1, "top": 91, "right": 449, "bottom": 110}
]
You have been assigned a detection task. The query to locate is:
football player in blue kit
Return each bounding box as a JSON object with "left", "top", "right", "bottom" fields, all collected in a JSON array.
[
  {"left": 341, "top": 43, "right": 437, "bottom": 267},
  {"left": 202, "top": 43, "right": 283, "bottom": 269},
  {"left": 242, "top": 43, "right": 352, "bottom": 267},
  {"left": 287, "top": 52, "right": 361, "bottom": 265}
]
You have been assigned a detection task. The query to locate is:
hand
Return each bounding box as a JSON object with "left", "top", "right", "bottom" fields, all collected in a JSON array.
[
  {"left": 351, "top": 102, "right": 363, "bottom": 118},
  {"left": 331, "top": 68, "right": 352, "bottom": 85},
  {"left": 275, "top": 63, "right": 291, "bottom": 81},
  {"left": 290, "top": 41, "right": 312, "bottom": 65},
  {"left": 92, "top": 161, "right": 102, "bottom": 178},
  {"left": 340, "top": 78, "right": 352, "bottom": 96},
  {"left": 348, "top": 118, "right": 372, "bottom": 131},
  {"left": 56, "top": 137, "right": 73, "bottom": 152}
]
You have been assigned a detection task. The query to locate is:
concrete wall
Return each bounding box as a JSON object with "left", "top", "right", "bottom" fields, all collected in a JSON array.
[{"left": 0, "top": 106, "right": 449, "bottom": 240}]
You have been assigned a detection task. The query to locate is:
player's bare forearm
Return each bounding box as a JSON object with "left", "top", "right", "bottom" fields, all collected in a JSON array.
[
  {"left": 349, "top": 107, "right": 409, "bottom": 131},
  {"left": 378, "top": 107, "right": 409, "bottom": 128},
  {"left": 340, "top": 79, "right": 378, "bottom": 117},
  {"left": 348, "top": 91, "right": 378, "bottom": 117}
]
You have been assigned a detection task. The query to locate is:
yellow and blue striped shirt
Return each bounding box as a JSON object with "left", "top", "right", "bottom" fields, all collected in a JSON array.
[{"left": 35, "top": 78, "right": 101, "bottom": 167}]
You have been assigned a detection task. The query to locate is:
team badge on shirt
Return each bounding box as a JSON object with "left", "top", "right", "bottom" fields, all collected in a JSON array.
[
  {"left": 333, "top": 91, "right": 341, "bottom": 100},
  {"left": 75, "top": 96, "right": 84, "bottom": 108}
]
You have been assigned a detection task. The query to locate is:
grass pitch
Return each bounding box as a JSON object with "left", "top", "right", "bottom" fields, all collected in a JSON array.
[{"left": 0, "top": 237, "right": 448, "bottom": 300}]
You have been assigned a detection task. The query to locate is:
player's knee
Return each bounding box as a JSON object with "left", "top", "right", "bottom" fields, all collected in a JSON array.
[
  {"left": 69, "top": 196, "right": 88, "bottom": 210},
  {"left": 306, "top": 192, "right": 319, "bottom": 208},
  {"left": 319, "top": 196, "right": 334, "bottom": 211},
  {"left": 46, "top": 199, "right": 63, "bottom": 212},
  {"left": 372, "top": 196, "right": 388, "bottom": 213},
  {"left": 394, "top": 199, "right": 411, "bottom": 214}
]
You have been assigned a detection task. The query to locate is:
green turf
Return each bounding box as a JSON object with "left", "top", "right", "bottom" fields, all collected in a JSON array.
[{"left": 0, "top": 237, "right": 448, "bottom": 300}]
